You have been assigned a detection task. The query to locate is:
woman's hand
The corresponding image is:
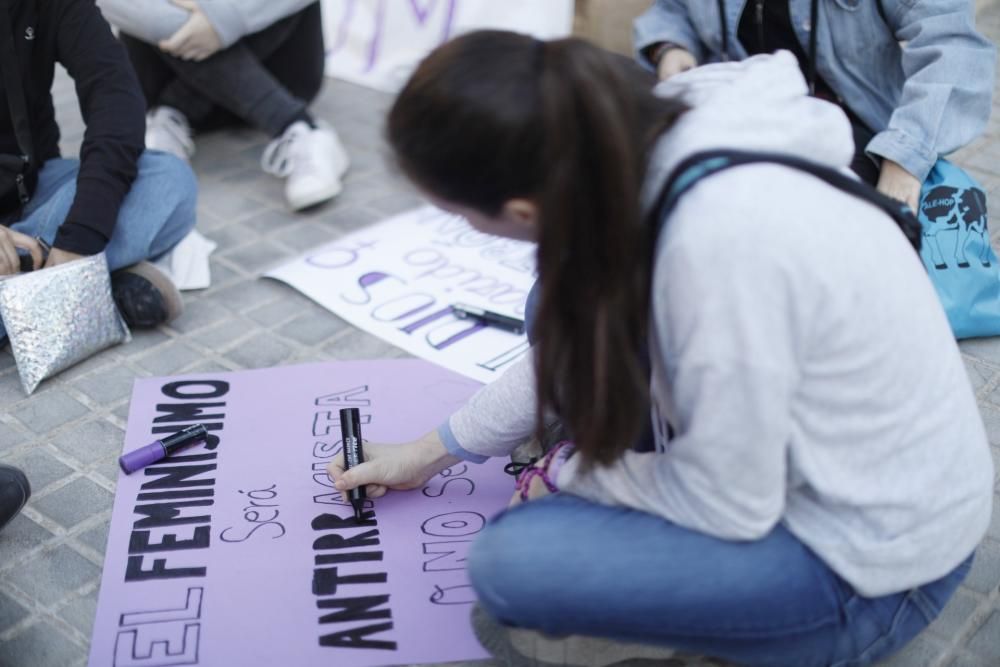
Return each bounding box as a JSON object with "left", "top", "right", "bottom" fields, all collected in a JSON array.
[
  {"left": 658, "top": 47, "right": 697, "bottom": 81},
  {"left": 327, "top": 429, "right": 462, "bottom": 501},
  {"left": 44, "top": 247, "right": 83, "bottom": 268},
  {"left": 159, "top": 0, "right": 223, "bottom": 62},
  {"left": 0, "top": 228, "right": 42, "bottom": 275},
  {"left": 877, "top": 159, "right": 922, "bottom": 213}
]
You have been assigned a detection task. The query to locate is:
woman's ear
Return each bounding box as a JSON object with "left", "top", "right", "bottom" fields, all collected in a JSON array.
[{"left": 500, "top": 199, "right": 539, "bottom": 239}]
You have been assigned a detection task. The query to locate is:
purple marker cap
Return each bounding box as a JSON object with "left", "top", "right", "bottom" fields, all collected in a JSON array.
[
  {"left": 119, "top": 442, "right": 167, "bottom": 474},
  {"left": 118, "top": 424, "right": 208, "bottom": 475}
]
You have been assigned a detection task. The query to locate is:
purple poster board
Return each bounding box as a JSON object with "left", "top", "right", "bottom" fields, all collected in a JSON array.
[{"left": 89, "top": 360, "right": 513, "bottom": 667}]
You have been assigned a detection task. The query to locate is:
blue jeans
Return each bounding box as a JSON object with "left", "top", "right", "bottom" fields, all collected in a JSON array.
[
  {"left": 11, "top": 152, "right": 197, "bottom": 270},
  {"left": 469, "top": 494, "right": 973, "bottom": 667},
  {"left": 0, "top": 152, "right": 197, "bottom": 340}
]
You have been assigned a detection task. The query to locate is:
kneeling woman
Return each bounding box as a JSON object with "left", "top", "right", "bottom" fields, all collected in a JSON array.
[{"left": 329, "top": 32, "right": 993, "bottom": 667}]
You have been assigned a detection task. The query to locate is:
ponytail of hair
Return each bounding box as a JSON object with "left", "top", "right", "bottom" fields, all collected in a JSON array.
[
  {"left": 533, "top": 39, "right": 673, "bottom": 467},
  {"left": 387, "top": 31, "right": 686, "bottom": 468}
]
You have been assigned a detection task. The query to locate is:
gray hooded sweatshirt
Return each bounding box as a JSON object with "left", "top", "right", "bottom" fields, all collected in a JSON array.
[
  {"left": 441, "top": 52, "right": 994, "bottom": 598},
  {"left": 97, "top": 0, "right": 315, "bottom": 49}
]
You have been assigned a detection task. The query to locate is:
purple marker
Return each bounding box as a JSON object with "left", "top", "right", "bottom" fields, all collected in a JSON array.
[{"left": 119, "top": 425, "right": 208, "bottom": 474}]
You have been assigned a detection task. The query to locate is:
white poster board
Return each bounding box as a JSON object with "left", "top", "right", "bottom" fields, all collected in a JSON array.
[
  {"left": 266, "top": 207, "right": 536, "bottom": 384},
  {"left": 322, "top": 0, "right": 575, "bottom": 91}
]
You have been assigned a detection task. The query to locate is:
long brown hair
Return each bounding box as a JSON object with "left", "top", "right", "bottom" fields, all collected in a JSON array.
[{"left": 388, "top": 31, "right": 687, "bottom": 467}]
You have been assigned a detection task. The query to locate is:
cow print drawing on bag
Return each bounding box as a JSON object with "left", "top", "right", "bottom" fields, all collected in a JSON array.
[{"left": 921, "top": 185, "right": 990, "bottom": 270}]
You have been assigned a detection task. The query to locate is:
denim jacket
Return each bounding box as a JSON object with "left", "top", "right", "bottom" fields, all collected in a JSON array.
[{"left": 634, "top": 0, "right": 996, "bottom": 182}]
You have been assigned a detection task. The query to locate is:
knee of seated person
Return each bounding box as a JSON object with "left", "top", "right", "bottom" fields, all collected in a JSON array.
[
  {"left": 467, "top": 508, "right": 551, "bottom": 619},
  {"left": 139, "top": 151, "right": 198, "bottom": 207}
]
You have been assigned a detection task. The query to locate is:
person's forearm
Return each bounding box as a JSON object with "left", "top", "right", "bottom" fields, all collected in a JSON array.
[{"left": 441, "top": 355, "right": 540, "bottom": 462}]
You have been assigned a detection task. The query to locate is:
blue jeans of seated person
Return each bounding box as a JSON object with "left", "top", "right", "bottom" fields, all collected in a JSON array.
[
  {"left": 468, "top": 494, "right": 973, "bottom": 667},
  {"left": 1, "top": 152, "right": 197, "bottom": 337}
]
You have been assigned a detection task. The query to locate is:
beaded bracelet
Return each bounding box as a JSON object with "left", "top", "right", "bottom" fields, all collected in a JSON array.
[{"left": 513, "top": 440, "right": 576, "bottom": 501}]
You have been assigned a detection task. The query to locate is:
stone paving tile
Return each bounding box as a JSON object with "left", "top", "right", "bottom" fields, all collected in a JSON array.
[
  {"left": 0, "top": 371, "right": 30, "bottom": 406},
  {"left": 203, "top": 278, "right": 289, "bottom": 312},
  {"left": 314, "top": 202, "right": 384, "bottom": 232},
  {"left": 166, "top": 296, "right": 233, "bottom": 335},
  {"left": 945, "top": 652, "right": 990, "bottom": 667},
  {"left": 32, "top": 478, "right": 114, "bottom": 530},
  {"left": 71, "top": 364, "right": 141, "bottom": 407},
  {"left": 965, "top": 539, "right": 1000, "bottom": 596},
  {"left": 120, "top": 329, "right": 173, "bottom": 358},
  {"left": 0, "top": 588, "right": 30, "bottom": 634},
  {"left": 989, "top": 495, "right": 1000, "bottom": 542},
  {"left": 203, "top": 257, "right": 243, "bottom": 286},
  {"left": 322, "top": 329, "right": 402, "bottom": 360},
  {"left": 58, "top": 590, "right": 99, "bottom": 639},
  {"left": 10, "top": 390, "right": 89, "bottom": 435},
  {"left": 223, "top": 331, "right": 295, "bottom": 368},
  {"left": 6, "top": 449, "right": 74, "bottom": 495},
  {"left": 75, "top": 520, "right": 110, "bottom": 555},
  {"left": 927, "top": 589, "right": 983, "bottom": 639},
  {"left": 0, "top": 514, "right": 55, "bottom": 559},
  {"left": 185, "top": 316, "right": 250, "bottom": 352},
  {"left": 964, "top": 357, "right": 997, "bottom": 394},
  {"left": 4, "top": 544, "right": 100, "bottom": 606},
  {"left": 0, "top": 420, "right": 26, "bottom": 454},
  {"left": 0, "top": 348, "right": 17, "bottom": 371},
  {"left": 246, "top": 293, "right": 316, "bottom": 328},
  {"left": 134, "top": 341, "right": 204, "bottom": 377},
  {"left": 965, "top": 611, "right": 1000, "bottom": 663},
  {"left": 278, "top": 312, "right": 350, "bottom": 347},
  {"left": 0, "top": 620, "right": 83, "bottom": 667},
  {"left": 960, "top": 336, "right": 1000, "bottom": 368},
  {"left": 273, "top": 219, "right": 344, "bottom": 251},
  {"left": 877, "top": 634, "right": 947, "bottom": 667},
  {"left": 56, "top": 351, "right": 121, "bottom": 384}
]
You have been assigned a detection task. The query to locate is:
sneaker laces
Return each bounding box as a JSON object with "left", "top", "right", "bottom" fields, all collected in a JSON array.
[{"left": 261, "top": 123, "right": 313, "bottom": 178}]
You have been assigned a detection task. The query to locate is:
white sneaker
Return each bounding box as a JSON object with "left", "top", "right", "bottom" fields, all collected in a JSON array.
[
  {"left": 261, "top": 121, "right": 350, "bottom": 211},
  {"left": 145, "top": 106, "right": 195, "bottom": 162}
]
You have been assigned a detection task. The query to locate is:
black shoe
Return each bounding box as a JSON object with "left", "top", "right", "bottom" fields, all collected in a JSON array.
[
  {"left": 0, "top": 465, "right": 31, "bottom": 534},
  {"left": 111, "top": 262, "right": 183, "bottom": 328}
]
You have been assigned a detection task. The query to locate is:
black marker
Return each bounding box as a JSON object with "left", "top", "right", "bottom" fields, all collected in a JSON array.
[
  {"left": 451, "top": 303, "right": 525, "bottom": 335},
  {"left": 339, "top": 407, "right": 366, "bottom": 523}
]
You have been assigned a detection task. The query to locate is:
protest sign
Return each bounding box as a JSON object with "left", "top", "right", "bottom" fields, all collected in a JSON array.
[
  {"left": 90, "top": 359, "right": 512, "bottom": 666},
  {"left": 266, "top": 206, "right": 536, "bottom": 384},
  {"left": 322, "top": 0, "right": 574, "bottom": 91}
]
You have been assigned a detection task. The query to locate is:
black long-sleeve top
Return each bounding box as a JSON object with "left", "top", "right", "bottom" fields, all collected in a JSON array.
[{"left": 0, "top": 0, "right": 145, "bottom": 255}]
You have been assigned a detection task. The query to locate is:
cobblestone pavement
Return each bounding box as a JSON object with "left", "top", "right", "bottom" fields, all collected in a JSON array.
[{"left": 1, "top": 6, "right": 1000, "bottom": 667}]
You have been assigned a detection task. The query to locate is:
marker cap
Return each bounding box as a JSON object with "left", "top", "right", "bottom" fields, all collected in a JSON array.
[{"left": 119, "top": 442, "right": 166, "bottom": 474}]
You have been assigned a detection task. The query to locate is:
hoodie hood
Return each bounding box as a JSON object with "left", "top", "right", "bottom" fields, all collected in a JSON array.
[{"left": 643, "top": 51, "right": 855, "bottom": 208}]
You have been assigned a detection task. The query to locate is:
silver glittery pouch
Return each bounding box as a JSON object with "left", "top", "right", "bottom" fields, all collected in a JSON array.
[{"left": 0, "top": 253, "right": 131, "bottom": 394}]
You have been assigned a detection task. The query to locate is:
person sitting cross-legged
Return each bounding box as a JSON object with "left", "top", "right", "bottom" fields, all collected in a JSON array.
[
  {"left": 1, "top": 0, "right": 197, "bottom": 332},
  {"left": 99, "top": 0, "right": 348, "bottom": 212}
]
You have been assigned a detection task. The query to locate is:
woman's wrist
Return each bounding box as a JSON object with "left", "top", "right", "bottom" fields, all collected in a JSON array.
[
  {"left": 418, "top": 430, "right": 463, "bottom": 477},
  {"left": 646, "top": 41, "right": 684, "bottom": 67}
]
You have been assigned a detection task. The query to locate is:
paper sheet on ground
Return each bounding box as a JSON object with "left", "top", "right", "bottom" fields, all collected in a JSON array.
[
  {"left": 90, "top": 359, "right": 513, "bottom": 667},
  {"left": 153, "top": 231, "right": 217, "bottom": 291},
  {"left": 266, "top": 206, "right": 536, "bottom": 384},
  {"left": 322, "top": 0, "right": 573, "bottom": 92}
]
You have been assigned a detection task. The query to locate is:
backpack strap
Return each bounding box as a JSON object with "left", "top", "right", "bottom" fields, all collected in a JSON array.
[
  {"left": 0, "top": 2, "right": 34, "bottom": 204},
  {"left": 646, "top": 149, "right": 923, "bottom": 254}
]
